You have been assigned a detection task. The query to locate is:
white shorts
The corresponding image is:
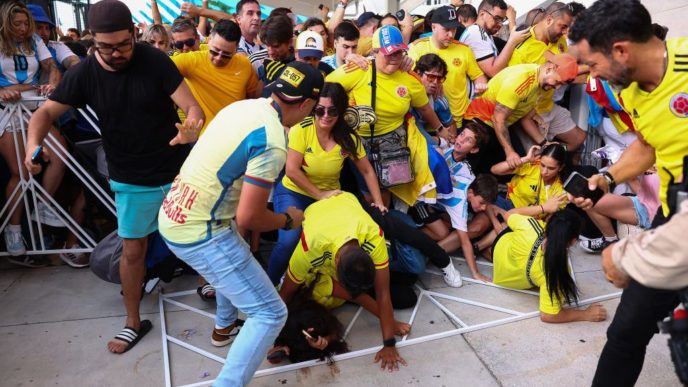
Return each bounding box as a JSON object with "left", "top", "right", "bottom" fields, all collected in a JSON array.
[
  {"left": 515, "top": 104, "right": 578, "bottom": 151},
  {"left": 540, "top": 104, "right": 577, "bottom": 139}
]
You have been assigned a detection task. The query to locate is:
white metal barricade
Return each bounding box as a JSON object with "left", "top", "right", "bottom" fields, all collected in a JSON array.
[
  {"left": 0, "top": 97, "right": 115, "bottom": 257},
  {"left": 157, "top": 256, "right": 622, "bottom": 387}
]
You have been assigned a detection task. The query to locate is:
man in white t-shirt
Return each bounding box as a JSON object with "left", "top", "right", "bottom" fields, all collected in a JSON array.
[{"left": 460, "top": 0, "right": 528, "bottom": 78}]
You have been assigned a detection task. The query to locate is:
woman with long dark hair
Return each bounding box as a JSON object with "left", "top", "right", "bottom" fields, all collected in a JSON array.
[
  {"left": 266, "top": 82, "right": 385, "bottom": 285},
  {"left": 492, "top": 207, "right": 608, "bottom": 323},
  {"left": 491, "top": 143, "right": 569, "bottom": 219}
]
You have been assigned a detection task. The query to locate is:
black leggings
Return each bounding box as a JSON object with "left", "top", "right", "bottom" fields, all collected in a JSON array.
[{"left": 358, "top": 199, "right": 450, "bottom": 270}]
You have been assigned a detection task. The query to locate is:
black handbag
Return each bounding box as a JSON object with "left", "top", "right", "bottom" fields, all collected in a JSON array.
[{"left": 368, "top": 60, "right": 415, "bottom": 188}]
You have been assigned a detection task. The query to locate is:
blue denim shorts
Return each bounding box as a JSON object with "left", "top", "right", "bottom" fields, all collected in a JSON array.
[
  {"left": 631, "top": 195, "right": 652, "bottom": 229},
  {"left": 110, "top": 180, "right": 171, "bottom": 239}
]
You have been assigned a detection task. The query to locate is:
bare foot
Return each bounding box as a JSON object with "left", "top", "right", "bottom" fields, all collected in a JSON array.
[{"left": 107, "top": 319, "right": 140, "bottom": 353}]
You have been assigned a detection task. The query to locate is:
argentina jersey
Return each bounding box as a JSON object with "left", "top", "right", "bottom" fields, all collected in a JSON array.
[
  {"left": 0, "top": 34, "right": 51, "bottom": 88},
  {"left": 437, "top": 148, "right": 475, "bottom": 231}
]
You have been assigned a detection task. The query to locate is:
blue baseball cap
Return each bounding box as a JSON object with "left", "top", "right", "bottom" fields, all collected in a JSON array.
[
  {"left": 27, "top": 4, "right": 55, "bottom": 27},
  {"left": 372, "top": 25, "right": 408, "bottom": 55}
]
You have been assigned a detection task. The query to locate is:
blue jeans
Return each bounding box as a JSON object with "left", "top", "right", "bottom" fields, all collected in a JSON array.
[
  {"left": 266, "top": 181, "right": 315, "bottom": 284},
  {"left": 166, "top": 229, "right": 287, "bottom": 386}
]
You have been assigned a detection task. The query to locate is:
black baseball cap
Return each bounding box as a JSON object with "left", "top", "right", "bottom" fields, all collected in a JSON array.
[
  {"left": 266, "top": 61, "right": 324, "bottom": 104},
  {"left": 88, "top": 0, "right": 133, "bottom": 33},
  {"left": 357, "top": 11, "right": 382, "bottom": 28},
  {"left": 431, "top": 6, "right": 460, "bottom": 28}
]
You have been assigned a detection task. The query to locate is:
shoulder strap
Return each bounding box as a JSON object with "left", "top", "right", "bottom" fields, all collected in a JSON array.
[
  {"left": 370, "top": 59, "right": 376, "bottom": 140},
  {"left": 525, "top": 233, "right": 545, "bottom": 287}
]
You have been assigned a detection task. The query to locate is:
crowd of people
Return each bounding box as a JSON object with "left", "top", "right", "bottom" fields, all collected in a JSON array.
[{"left": 1, "top": 0, "right": 685, "bottom": 385}]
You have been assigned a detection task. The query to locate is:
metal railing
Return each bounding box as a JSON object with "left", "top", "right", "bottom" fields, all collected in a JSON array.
[{"left": 0, "top": 97, "right": 114, "bottom": 256}]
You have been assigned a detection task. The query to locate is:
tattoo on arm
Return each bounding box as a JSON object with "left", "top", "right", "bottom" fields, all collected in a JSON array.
[{"left": 493, "top": 102, "right": 514, "bottom": 150}]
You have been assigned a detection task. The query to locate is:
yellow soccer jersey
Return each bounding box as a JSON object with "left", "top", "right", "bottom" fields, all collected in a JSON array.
[
  {"left": 493, "top": 214, "right": 562, "bottom": 314},
  {"left": 509, "top": 28, "right": 567, "bottom": 113},
  {"left": 159, "top": 98, "right": 287, "bottom": 246},
  {"left": 287, "top": 192, "right": 389, "bottom": 287},
  {"left": 326, "top": 62, "right": 428, "bottom": 136},
  {"left": 620, "top": 37, "right": 688, "bottom": 216},
  {"left": 281, "top": 117, "right": 366, "bottom": 198},
  {"left": 408, "top": 37, "right": 484, "bottom": 123},
  {"left": 173, "top": 51, "right": 259, "bottom": 135},
  {"left": 506, "top": 161, "right": 567, "bottom": 214},
  {"left": 464, "top": 64, "right": 541, "bottom": 127}
]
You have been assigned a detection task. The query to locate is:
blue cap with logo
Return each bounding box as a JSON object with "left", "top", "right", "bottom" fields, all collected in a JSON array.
[{"left": 372, "top": 25, "right": 408, "bottom": 55}]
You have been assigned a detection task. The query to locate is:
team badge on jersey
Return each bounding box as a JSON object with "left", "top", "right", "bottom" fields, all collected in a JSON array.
[
  {"left": 452, "top": 58, "right": 462, "bottom": 67},
  {"left": 396, "top": 86, "right": 408, "bottom": 97},
  {"left": 669, "top": 92, "right": 688, "bottom": 118}
]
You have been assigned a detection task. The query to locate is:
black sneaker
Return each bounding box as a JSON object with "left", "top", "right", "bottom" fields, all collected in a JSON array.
[{"left": 579, "top": 237, "right": 616, "bottom": 253}]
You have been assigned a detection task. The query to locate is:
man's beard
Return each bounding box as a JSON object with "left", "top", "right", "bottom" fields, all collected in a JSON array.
[
  {"left": 104, "top": 56, "right": 131, "bottom": 71},
  {"left": 608, "top": 59, "right": 632, "bottom": 90}
]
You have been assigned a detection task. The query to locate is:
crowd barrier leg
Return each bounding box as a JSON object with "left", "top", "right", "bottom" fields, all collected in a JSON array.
[{"left": 0, "top": 98, "right": 114, "bottom": 257}]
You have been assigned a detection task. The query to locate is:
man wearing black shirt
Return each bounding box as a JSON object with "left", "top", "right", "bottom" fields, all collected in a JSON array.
[{"left": 25, "top": 0, "right": 204, "bottom": 354}]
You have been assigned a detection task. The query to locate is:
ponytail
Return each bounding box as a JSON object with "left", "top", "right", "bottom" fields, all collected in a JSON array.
[{"left": 543, "top": 209, "right": 582, "bottom": 306}]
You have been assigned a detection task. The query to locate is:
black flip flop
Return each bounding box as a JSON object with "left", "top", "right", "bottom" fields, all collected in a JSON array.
[
  {"left": 112, "top": 319, "right": 153, "bottom": 354},
  {"left": 197, "top": 283, "right": 216, "bottom": 301}
]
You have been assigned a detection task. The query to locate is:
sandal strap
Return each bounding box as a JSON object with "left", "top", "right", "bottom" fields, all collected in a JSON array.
[
  {"left": 201, "top": 284, "right": 215, "bottom": 296},
  {"left": 114, "top": 327, "right": 138, "bottom": 343}
]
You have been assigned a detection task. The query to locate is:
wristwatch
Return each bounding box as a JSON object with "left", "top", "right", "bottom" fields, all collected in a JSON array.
[
  {"left": 383, "top": 337, "right": 396, "bottom": 347},
  {"left": 600, "top": 171, "right": 617, "bottom": 192},
  {"left": 282, "top": 212, "right": 293, "bottom": 230}
]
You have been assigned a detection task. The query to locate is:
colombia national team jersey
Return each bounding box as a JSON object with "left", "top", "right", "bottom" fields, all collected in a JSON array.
[
  {"left": 287, "top": 192, "right": 389, "bottom": 286},
  {"left": 619, "top": 37, "right": 688, "bottom": 216},
  {"left": 464, "top": 64, "right": 541, "bottom": 127},
  {"left": 408, "top": 37, "right": 484, "bottom": 123},
  {"left": 281, "top": 116, "right": 366, "bottom": 198},
  {"left": 159, "top": 98, "right": 287, "bottom": 246}
]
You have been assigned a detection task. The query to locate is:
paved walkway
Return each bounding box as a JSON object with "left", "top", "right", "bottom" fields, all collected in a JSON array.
[{"left": 0, "top": 247, "right": 679, "bottom": 386}]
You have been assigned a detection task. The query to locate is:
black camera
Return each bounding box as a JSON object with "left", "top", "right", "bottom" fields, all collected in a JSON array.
[{"left": 659, "top": 288, "right": 688, "bottom": 384}]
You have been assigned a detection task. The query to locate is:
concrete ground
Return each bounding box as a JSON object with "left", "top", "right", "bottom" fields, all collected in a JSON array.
[{"left": 0, "top": 246, "right": 680, "bottom": 387}]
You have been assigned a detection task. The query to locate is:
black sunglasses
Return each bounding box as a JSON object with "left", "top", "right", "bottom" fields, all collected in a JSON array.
[
  {"left": 314, "top": 106, "right": 339, "bottom": 117},
  {"left": 208, "top": 48, "right": 233, "bottom": 59},
  {"left": 174, "top": 38, "right": 196, "bottom": 50}
]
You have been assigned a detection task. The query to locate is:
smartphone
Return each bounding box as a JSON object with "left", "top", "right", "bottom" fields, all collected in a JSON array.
[
  {"left": 31, "top": 145, "right": 44, "bottom": 165},
  {"left": 395, "top": 10, "right": 406, "bottom": 20},
  {"left": 515, "top": 24, "right": 529, "bottom": 32},
  {"left": 301, "top": 329, "right": 313, "bottom": 340},
  {"left": 563, "top": 171, "right": 604, "bottom": 204}
]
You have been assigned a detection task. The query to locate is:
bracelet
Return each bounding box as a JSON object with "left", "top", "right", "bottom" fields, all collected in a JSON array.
[
  {"left": 436, "top": 124, "right": 445, "bottom": 133},
  {"left": 539, "top": 205, "right": 545, "bottom": 214},
  {"left": 383, "top": 337, "right": 396, "bottom": 347},
  {"left": 601, "top": 171, "right": 617, "bottom": 192}
]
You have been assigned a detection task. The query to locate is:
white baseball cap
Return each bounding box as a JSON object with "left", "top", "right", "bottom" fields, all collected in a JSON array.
[{"left": 296, "top": 30, "right": 324, "bottom": 60}]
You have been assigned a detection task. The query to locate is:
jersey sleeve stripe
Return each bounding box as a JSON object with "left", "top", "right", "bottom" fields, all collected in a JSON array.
[
  {"left": 287, "top": 266, "right": 305, "bottom": 284},
  {"left": 300, "top": 231, "right": 309, "bottom": 252},
  {"left": 244, "top": 175, "right": 273, "bottom": 189}
]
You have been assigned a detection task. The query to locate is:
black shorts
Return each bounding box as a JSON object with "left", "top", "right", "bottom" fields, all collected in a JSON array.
[{"left": 408, "top": 203, "right": 444, "bottom": 227}]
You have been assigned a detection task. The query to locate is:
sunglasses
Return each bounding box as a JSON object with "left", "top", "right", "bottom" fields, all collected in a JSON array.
[
  {"left": 314, "top": 106, "right": 338, "bottom": 117},
  {"left": 208, "top": 48, "right": 233, "bottom": 59},
  {"left": 422, "top": 72, "right": 446, "bottom": 83},
  {"left": 174, "top": 38, "right": 196, "bottom": 50}
]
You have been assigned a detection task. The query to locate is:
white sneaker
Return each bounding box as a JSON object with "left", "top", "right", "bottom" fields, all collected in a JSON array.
[
  {"left": 32, "top": 202, "right": 65, "bottom": 228},
  {"left": 58, "top": 244, "right": 89, "bottom": 268},
  {"left": 441, "top": 262, "right": 463, "bottom": 288},
  {"left": 4, "top": 227, "right": 26, "bottom": 256}
]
